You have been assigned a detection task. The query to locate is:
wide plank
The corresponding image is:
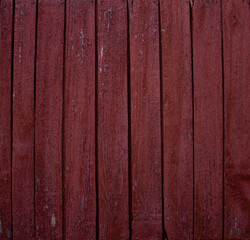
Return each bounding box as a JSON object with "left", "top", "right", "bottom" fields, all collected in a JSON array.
[
  {"left": 12, "top": 0, "right": 36, "bottom": 238},
  {"left": 97, "top": 0, "right": 129, "bottom": 239},
  {"left": 35, "top": 0, "right": 65, "bottom": 238},
  {"left": 223, "top": 0, "right": 250, "bottom": 238},
  {"left": 160, "top": 0, "right": 193, "bottom": 239},
  {"left": 129, "top": 0, "right": 162, "bottom": 238},
  {"left": 64, "top": 0, "right": 96, "bottom": 239},
  {"left": 192, "top": 0, "right": 223, "bottom": 239},
  {"left": 0, "top": 1, "right": 13, "bottom": 239}
]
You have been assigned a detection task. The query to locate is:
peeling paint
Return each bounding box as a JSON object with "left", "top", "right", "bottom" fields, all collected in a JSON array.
[{"left": 51, "top": 214, "right": 56, "bottom": 228}]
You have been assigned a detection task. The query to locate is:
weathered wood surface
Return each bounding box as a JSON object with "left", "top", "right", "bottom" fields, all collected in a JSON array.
[
  {"left": 12, "top": 0, "right": 36, "bottom": 239},
  {"left": 0, "top": 0, "right": 249, "bottom": 239},
  {"left": 64, "top": 0, "right": 96, "bottom": 239},
  {"left": 35, "top": 0, "right": 65, "bottom": 238},
  {"left": 192, "top": 0, "right": 224, "bottom": 239},
  {"left": 160, "top": 1, "right": 193, "bottom": 239},
  {"left": 97, "top": 0, "right": 129, "bottom": 239},
  {"left": 129, "top": 0, "right": 162, "bottom": 239},
  {"left": 223, "top": 0, "right": 250, "bottom": 239},
  {"left": 0, "top": 1, "right": 12, "bottom": 239}
]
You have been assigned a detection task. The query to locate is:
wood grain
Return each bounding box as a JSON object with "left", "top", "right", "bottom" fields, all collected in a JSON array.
[
  {"left": 12, "top": 0, "right": 36, "bottom": 238},
  {"left": 64, "top": 0, "right": 96, "bottom": 239},
  {"left": 160, "top": 0, "right": 193, "bottom": 239},
  {"left": 97, "top": 0, "right": 129, "bottom": 239},
  {"left": 223, "top": 0, "right": 250, "bottom": 238},
  {"left": 35, "top": 0, "right": 65, "bottom": 238},
  {"left": 129, "top": 0, "right": 162, "bottom": 239},
  {"left": 0, "top": 1, "right": 13, "bottom": 239},
  {"left": 192, "top": 0, "right": 223, "bottom": 239}
]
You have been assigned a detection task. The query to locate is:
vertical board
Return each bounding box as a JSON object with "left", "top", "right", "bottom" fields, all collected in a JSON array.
[
  {"left": 129, "top": 0, "right": 162, "bottom": 238},
  {"left": 97, "top": 0, "right": 129, "bottom": 239},
  {"left": 64, "top": 0, "right": 96, "bottom": 239},
  {"left": 192, "top": 0, "right": 223, "bottom": 239},
  {"left": 160, "top": 0, "right": 193, "bottom": 239},
  {"left": 12, "top": 0, "right": 36, "bottom": 238},
  {"left": 0, "top": 1, "right": 12, "bottom": 239},
  {"left": 223, "top": 0, "right": 250, "bottom": 238},
  {"left": 35, "top": 0, "right": 64, "bottom": 238}
]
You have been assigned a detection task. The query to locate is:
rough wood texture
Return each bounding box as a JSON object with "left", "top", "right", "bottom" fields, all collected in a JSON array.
[
  {"left": 97, "top": 0, "right": 129, "bottom": 239},
  {"left": 0, "top": 1, "right": 249, "bottom": 239},
  {"left": 223, "top": 0, "right": 250, "bottom": 239},
  {"left": 0, "top": 1, "right": 13, "bottom": 239},
  {"left": 64, "top": 0, "right": 96, "bottom": 239},
  {"left": 35, "top": 0, "right": 64, "bottom": 238},
  {"left": 192, "top": 0, "right": 223, "bottom": 239},
  {"left": 160, "top": 1, "right": 193, "bottom": 239},
  {"left": 12, "top": 0, "right": 36, "bottom": 239},
  {"left": 129, "top": 0, "right": 162, "bottom": 239}
]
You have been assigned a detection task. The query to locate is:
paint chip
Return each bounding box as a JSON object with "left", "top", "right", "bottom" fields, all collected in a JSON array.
[{"left": 51, "top": 214, "right": 56, "bottom": 227}]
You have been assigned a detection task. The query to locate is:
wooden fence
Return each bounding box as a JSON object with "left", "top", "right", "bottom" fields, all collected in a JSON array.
[{"left": 0, "top": 0, "right": 249, "bottom": 239}]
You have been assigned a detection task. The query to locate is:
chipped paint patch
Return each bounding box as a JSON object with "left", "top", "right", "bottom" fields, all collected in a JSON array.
[
  {"left": 101, "top": 45, "right": 104, "bottom": 58},
  {"left": 51, "top": 214, "right": 56, "bottom": 228}
]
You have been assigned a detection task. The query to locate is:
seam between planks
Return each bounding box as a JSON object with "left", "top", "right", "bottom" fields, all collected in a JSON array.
[
  {"left": 62, "top": 0, "right": 67, "bottom": 239},
  {"left": 95, "top": 0, "right": 99, "bottom": 239},
  {"left": 220, "top": 0, "right": 225, "bottom": 238},
  {"left": 157, "top": 1, "right": 167, "bottom": 239},
  {"left": 126, "top": 1, "right": 132, "bottom": 240},
  {"left": 127, "top": 0, "right": 133, "bottom": 240},
  {"left": 11, "top": 0, "right": 15, "bottom": 238},
  {"left": 189, "top": 2, "right": 195, "bottom": 240},
  {"left": 33, "top": 0, "right": 38, "bottom": 238}
]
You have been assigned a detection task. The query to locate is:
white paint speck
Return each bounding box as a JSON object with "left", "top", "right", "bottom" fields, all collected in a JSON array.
[
  {"left": 19, "top": 46, "right": 22, "bottom": 63},
  {"left": 51, "top": 214, "right": 56, "bottom": 228},
  {"left": 101, "top": 45, "right": 103, "bottom": 58},
  {"left": 80, "top": 28, "right": 85, "bottom": 60}
]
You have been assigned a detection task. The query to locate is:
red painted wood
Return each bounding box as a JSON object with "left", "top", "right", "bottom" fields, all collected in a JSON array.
[
  {"left": 0, "top": 1, "right": 12, "bottom": 239},
  {"left": 12, "top": 0, "right": 36, "bottom": 239},
  {"left": 97, "top": 0, "right": 129, "bottom": 239},
  {"left": 64, "top": 0, "right": 96, "bottom": 239},
  {"left": 35, "top": 0, "right": 64, "bottom": 238},
  {"left": 160, "top": 1, "right": 193, "bottom": 239},
  {"left": 129, "top": 0, "right": 162, "bottom": 239},
  {"left": 223, "top": 0, "right": 250, "bottom": 238},
  {"left": 192, "top": 0, "right": 223, "bottom": 239}
]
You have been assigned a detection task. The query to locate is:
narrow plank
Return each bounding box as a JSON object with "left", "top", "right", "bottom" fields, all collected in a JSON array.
[
  {"left": 35, "top": 0, "right": 65, "bottom": 238},
  {"left": 64, "top": 0, "right": 96, "bottom": 239},
  {"left": 12, "top": 0, "right": 36, "bottom": 239},
  {"left": 97, "top": 0, "right": 129, "bottom": 238},
  {"left": 129, "top": 0, "right": 162, "bottom": 238},
  {"left": 192, "top": 0, "right": 223, "bottom": 239},
  {"left": 223, "top": 0, "right": 250, "bottom": 238},
  {"left": 0, "top": 1, "right": 13, "bottom": 239},
  {"left": 160, "top": 0, "right": 193, "bottom": 239}
]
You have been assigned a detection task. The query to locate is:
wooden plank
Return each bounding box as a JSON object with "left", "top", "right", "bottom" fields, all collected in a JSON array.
[
  {"left": 35, "top": 0, "right": 65, "bottom": 238},
  {"left": 97, "top": 0, "right": 129, "bottom": 239},
  {"left": 12, "top": 0, "right": 36, "bottom": 238},
  {"left": 223, "top": 0, "right": 250, "bottom": 238},
  {"left": 129, "top": 0, "right": 162, "bottom": 238},
  {"left": 64, "top": 0, "right": 96, "bottom": 239},
  {"left": 192, "top": 0, "right": 223, "bottom": 239},
  {"left": 160, "top": 1, "right": 193, "bottom": 239},
  {"left": 0, "top": 1, "right": 13, "bottom": 239}
]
